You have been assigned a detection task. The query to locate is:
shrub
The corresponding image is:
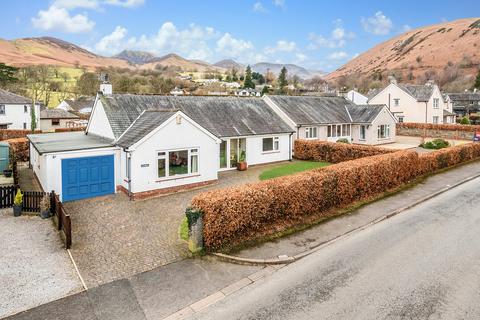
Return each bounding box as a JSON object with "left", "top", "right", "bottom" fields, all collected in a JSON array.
[
  {"left": 192, "top": 140, "right": 480, "bottom": 251},
  {"left": 397, "top": 122, "right": 480, "bottom": 132},
  {"left": 6, "top": 138, "right": 29, "bottom": 162},
  {"left": 460, "top": 117, "right": 471, "bottom": 125},
  {"left": 336, "top": 138, "right": 350, "bottom": 144},
  {"left": 14, "top": 189, "right": 23, "bottom": 206},
  {"left": 294, "top": 140, "right": 393, "bottom": 163},
  {"left": 420, "top": 139, "right": 450, "bottom": 150},
  {"left": 0, "top": 129, "right": 41, "bottom": 141}
]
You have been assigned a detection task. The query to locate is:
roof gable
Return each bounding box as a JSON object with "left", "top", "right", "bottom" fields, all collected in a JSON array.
[
  {"left": 347, "top": 104, "right": 386, "bottom": 123},
  {"left": 40, "top": 108, "right": 79, "bottom": 119}
]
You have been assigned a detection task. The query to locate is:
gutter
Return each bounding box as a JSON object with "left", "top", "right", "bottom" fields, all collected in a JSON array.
[{"left": 125, "top": 149, "right": 132, "bottom": 200}]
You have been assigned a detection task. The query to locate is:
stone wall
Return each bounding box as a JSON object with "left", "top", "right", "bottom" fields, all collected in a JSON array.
[{"left": 397, "top": 124, "right": 476, "bottom": 140}]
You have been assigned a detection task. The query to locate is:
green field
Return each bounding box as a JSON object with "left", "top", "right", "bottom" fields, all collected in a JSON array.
[{"left": 259, "top": 160, "right": 330, "bottom": 180}]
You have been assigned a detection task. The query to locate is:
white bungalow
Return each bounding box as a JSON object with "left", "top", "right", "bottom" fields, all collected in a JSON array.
[{"left": 28, "top": 84, "right": 294, "bottom": 201}]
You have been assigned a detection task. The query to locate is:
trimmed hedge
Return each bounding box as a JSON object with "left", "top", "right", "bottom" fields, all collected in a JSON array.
[
  {"left": 192, "top": 141, "right": 480, "bottom": 251},
  {"left": 294, "top": 140, "right": 393, "bottom": 163},
  {"left": 55, "top": 127, "right": 86, "bottom": 132},
  {"left": 0, "top": 129, "right": 41, "bottom": 141},
  {"left": 397, "top": 122, "right": 480, "bottom": 132},
  {"left": 5, "top": 138, "right": 29, "bottom": 162}
]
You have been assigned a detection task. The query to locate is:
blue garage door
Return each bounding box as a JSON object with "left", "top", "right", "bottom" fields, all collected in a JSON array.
[{"left": 61, "top": 155, "right": 114, "bottom": 202}]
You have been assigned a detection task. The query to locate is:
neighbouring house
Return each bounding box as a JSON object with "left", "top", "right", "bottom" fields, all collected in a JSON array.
[
  {"left": 40, "top": 108, "right": 81, "bottom": 132},
  {"left": 235, "top": 88, "right": 261, "bottom": 97},
  {"left": 170, "top": 87, "right": 186, "bottom": 96},
  {"left": 445, "top": 91, "right": 480, "bottom": 117},
  {"left": 368, "top": 77, "right": 456, "bottom": 124},
  {"left": 56, "top": 96, "right": 95, "bottom": 115},
  {"left": 264, "top": 95, "right": 397, "bottom": 146},
  {"left": 0, "top": 89, "right": 41, "bottom": 130},
  {"left": 345, "top": 89, "right": 369, "bottom": 105},
  {"left": 28, "top": 85, "right": 294, "bottom": 201}
]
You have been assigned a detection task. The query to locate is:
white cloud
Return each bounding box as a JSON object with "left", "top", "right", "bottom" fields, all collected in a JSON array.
[
  {"left": 216, "top": 33, "right": 257, "bottom": 61},
  {"left": 308, "top": 19, "right": 355, "bottom": 50},
  {"left": 328, "top": 51, "right": 349, "bottom": 60},
  {"left": 273, "top": 0, "right": 285, "bottom": 8},
  {"left": 95, "top": 26, "right": 128, "bottom": 54},
  {"left": 253, "top": 2, "right": 266, "bottom": 12},
  {"left": 104, "top": 0, "right": 145, "bottom": 7},
  {"left": 31, "top": 5, "right": 95, "bottom": 33},
  {"left": 361, "top": 11, "right": 393, "bottom": 35},
  {"left": 295, "top": 52, "right": 307, "bottom": 63},
  {"left": 53, "top": 0, "right": 100, "bottom": 10},
  {"left": 265, "top": 40, "right": 296, "bottom": 54}
]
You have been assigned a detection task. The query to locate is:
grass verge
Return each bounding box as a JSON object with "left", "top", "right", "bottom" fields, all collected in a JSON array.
[{"left": 259, "top": 160, "right": 330, "bottom": 180}]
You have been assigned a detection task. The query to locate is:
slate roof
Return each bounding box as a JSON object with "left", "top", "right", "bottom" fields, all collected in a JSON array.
[
  {"left": 267, "top": 95, "right": 355, "bottom": 124},
  {"left": 28, "top": 132, "right": 113, "bottom": 154},
  {"left": 443, "top": 109, "right": 456, "bottom": 116},
  {"left": 347, "top": 104, "right": 386, "bottom": 123},
  {"left": 0, "top": 89, "right": 32, "bottom": 104},
  {"left": 398, "top": 84, "right": 434, "bottom": 102},
  {"left": 65, "top": 96, "right": 95, "bottom": 112},
  {"left": 446, "top": 92, "right": 480, "bottom": 102},
  {"left": 100, "top": 94, "right": 294, "bottom": 139},
  {"left": 40, "top": 108, "right": 79, "bottom": 119},
  {"left": 116, "top": 111, "right": 177, "bottom": 147}
]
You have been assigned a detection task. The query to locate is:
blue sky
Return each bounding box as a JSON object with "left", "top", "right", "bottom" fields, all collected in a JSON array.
[{"left": 2, "top": 0, "right": 478, "bottom": 71}]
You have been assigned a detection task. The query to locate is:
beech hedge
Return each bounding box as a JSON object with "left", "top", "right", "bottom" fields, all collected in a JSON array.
[
  {"left": 0, "top": 129, "right": 41, "bottom": 141},
  {"left": 294, "top": 139, "right": 394, "bottom": 163},
  {"left": 192, "top": 141, "right": 480, "bottom": 251},
  {"left": 5, "top": 138, "right": 29, "bottom": 162},
  {"left": 55, "top": 127, "right": 86, "bottom": 132}
]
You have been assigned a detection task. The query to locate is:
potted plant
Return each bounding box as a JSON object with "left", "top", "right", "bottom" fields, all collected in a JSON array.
[
  {"left": 237, "top": 151, "right": 248, "bottom": 171},
  {"left": 40, "top": 195, "right": 51, "bottom": 219},
  {"left": 13, "top": 189, "right": 23, "bottom": 217},
  {"left": 3, "top": 164, "right": 12, "bottom": 177}
]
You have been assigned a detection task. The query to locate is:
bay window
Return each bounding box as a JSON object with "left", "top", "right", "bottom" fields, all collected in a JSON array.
[{"left": 327, "top": 124, "right": 352, "bottom": 138}]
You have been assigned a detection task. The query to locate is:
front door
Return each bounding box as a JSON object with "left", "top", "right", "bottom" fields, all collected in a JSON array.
[{"left": 224, "top": 138, "right": 246, "bottom": 169}]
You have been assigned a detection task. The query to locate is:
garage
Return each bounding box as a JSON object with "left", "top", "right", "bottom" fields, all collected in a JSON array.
[
  {"left": 62, "top": 155, "right": 115, "bottom": 202},
  {"left": 27, "top": 132, "right": 121, "bottom": 202}
]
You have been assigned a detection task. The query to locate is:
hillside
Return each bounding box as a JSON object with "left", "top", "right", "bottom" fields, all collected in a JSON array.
[
  {"left": 252, "top": 62, "right": 324, "bottom": 79},
  {"left": 327, "top": 18, "right": 480, "bottom": 81},
  {"left": 113, "top": 50, "right": 157, "bottom": 64},
  {"left": 213, "top": 59, "right": 245, "bottom": 71},
  {"left": 138, "top": 53, "right": 224, "bottom": 72},
  {"left": 0, "top": 37, "right": 131, "bottom": 69}
]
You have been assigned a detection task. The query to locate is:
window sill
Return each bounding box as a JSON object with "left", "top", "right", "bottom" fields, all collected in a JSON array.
[
  {"left": 377, "top": 137, "right": 391, "bottom": 141},
  {"left": 156, "top": 174, "right": 200, "bottom": 183},
  {"left": 305, "top": 137, "right": 318, "bottom": 140},
  {"left": 262, "top": 150, "right": 280, "bottom": 155}
]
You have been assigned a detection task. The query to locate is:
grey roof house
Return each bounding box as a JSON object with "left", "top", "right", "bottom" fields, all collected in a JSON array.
[
  {"left": 264, "top": 95, "right": 397, "bottom": 145},
  {"left": 0, "top": 89, "right": 41, "bottom": 130}
]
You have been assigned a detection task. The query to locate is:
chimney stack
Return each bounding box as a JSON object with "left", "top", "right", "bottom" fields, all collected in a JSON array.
[
  {"left": 99, "top": 72, "right": 112, "bottom": 95},
  {"left": 426, "top": 79, "right": 435, "bottom": 86},
  {"left": 388, "top": 75, "right": 397, "bottom": 85}
]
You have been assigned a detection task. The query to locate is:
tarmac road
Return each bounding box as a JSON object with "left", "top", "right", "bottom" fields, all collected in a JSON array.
[{"left": 191, "top": 177, "right": 480, "bottom": 320}]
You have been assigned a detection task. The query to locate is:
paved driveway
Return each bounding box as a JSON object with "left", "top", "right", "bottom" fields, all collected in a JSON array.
[
  {"left": 0, "top": 209, "right": 82, "bottom": 319},
  {"left": 64, "top": 162, "right": 286, "bottom": 288}
]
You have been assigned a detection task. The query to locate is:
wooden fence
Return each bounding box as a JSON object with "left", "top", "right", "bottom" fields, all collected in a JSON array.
[
  {"left": 0, "top": 185, "right": 72, "bottom": 249},
  {"left": 0, "top": 185, "right": 17, "bottom": 208},
  {"left": 51, "top": 191, "right": 72, "bottom": 249}
]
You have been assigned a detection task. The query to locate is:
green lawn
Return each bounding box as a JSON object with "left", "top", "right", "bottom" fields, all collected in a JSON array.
[{"left": 259, "top": 160, "right": 330, "bottom": 180}]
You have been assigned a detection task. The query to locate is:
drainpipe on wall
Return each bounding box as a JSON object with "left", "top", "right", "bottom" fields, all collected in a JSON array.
[
  {"left": 126, "top": 150, "right": 132, "bottom": 200},
  {"left": 388, "top": 93, "right": 391, "bottom": 111},
  {"left": 289, "top": 132, "right": 293, "bottom": 161}
]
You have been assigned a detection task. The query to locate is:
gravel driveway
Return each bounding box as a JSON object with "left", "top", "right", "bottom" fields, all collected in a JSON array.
[
  {"left": 0, "top": 209, "right": 83, "bottom": 319},
  {"left": 64, "top": 162, "right": 286, "bottom": 288}
]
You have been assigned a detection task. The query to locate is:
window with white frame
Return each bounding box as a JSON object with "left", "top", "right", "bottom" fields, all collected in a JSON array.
[
  {"left": 262, "top": 137, "right": 279, "bottom": 152},
  {"left": 24, "top": 105, "right": 28, "bottom": 113},
  {"left": 305, "top": 127, "right": 318, "bottom": 139},
  {"left": 398, "top": 116, "right": 404, "bottom": 123},
  {"left": 23, "top": 123, "right": 26, "bottom": 129},
  {"left": 394, "top": 98, "right": 400, "bottom": 106},
  {"left": 377, "top": 125, "right": 390, "bottom": 139},
  {"left": 360, "top": 125, "right": 366, "bottom": 140},
  {"left": 0, "top": 105, "right": 5, "bottom": 115},
  {"left": 433, "top": 116, "right": 439, "bottom": 124},
  {"left": 433, "top": 98, "right": 439, "bottom": 109},
  {"left": 157, "top": 148, "right": 199, "bottom": 179},
  {"left": 327, "top": 124, "right": 351, "bottom": 138}
]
